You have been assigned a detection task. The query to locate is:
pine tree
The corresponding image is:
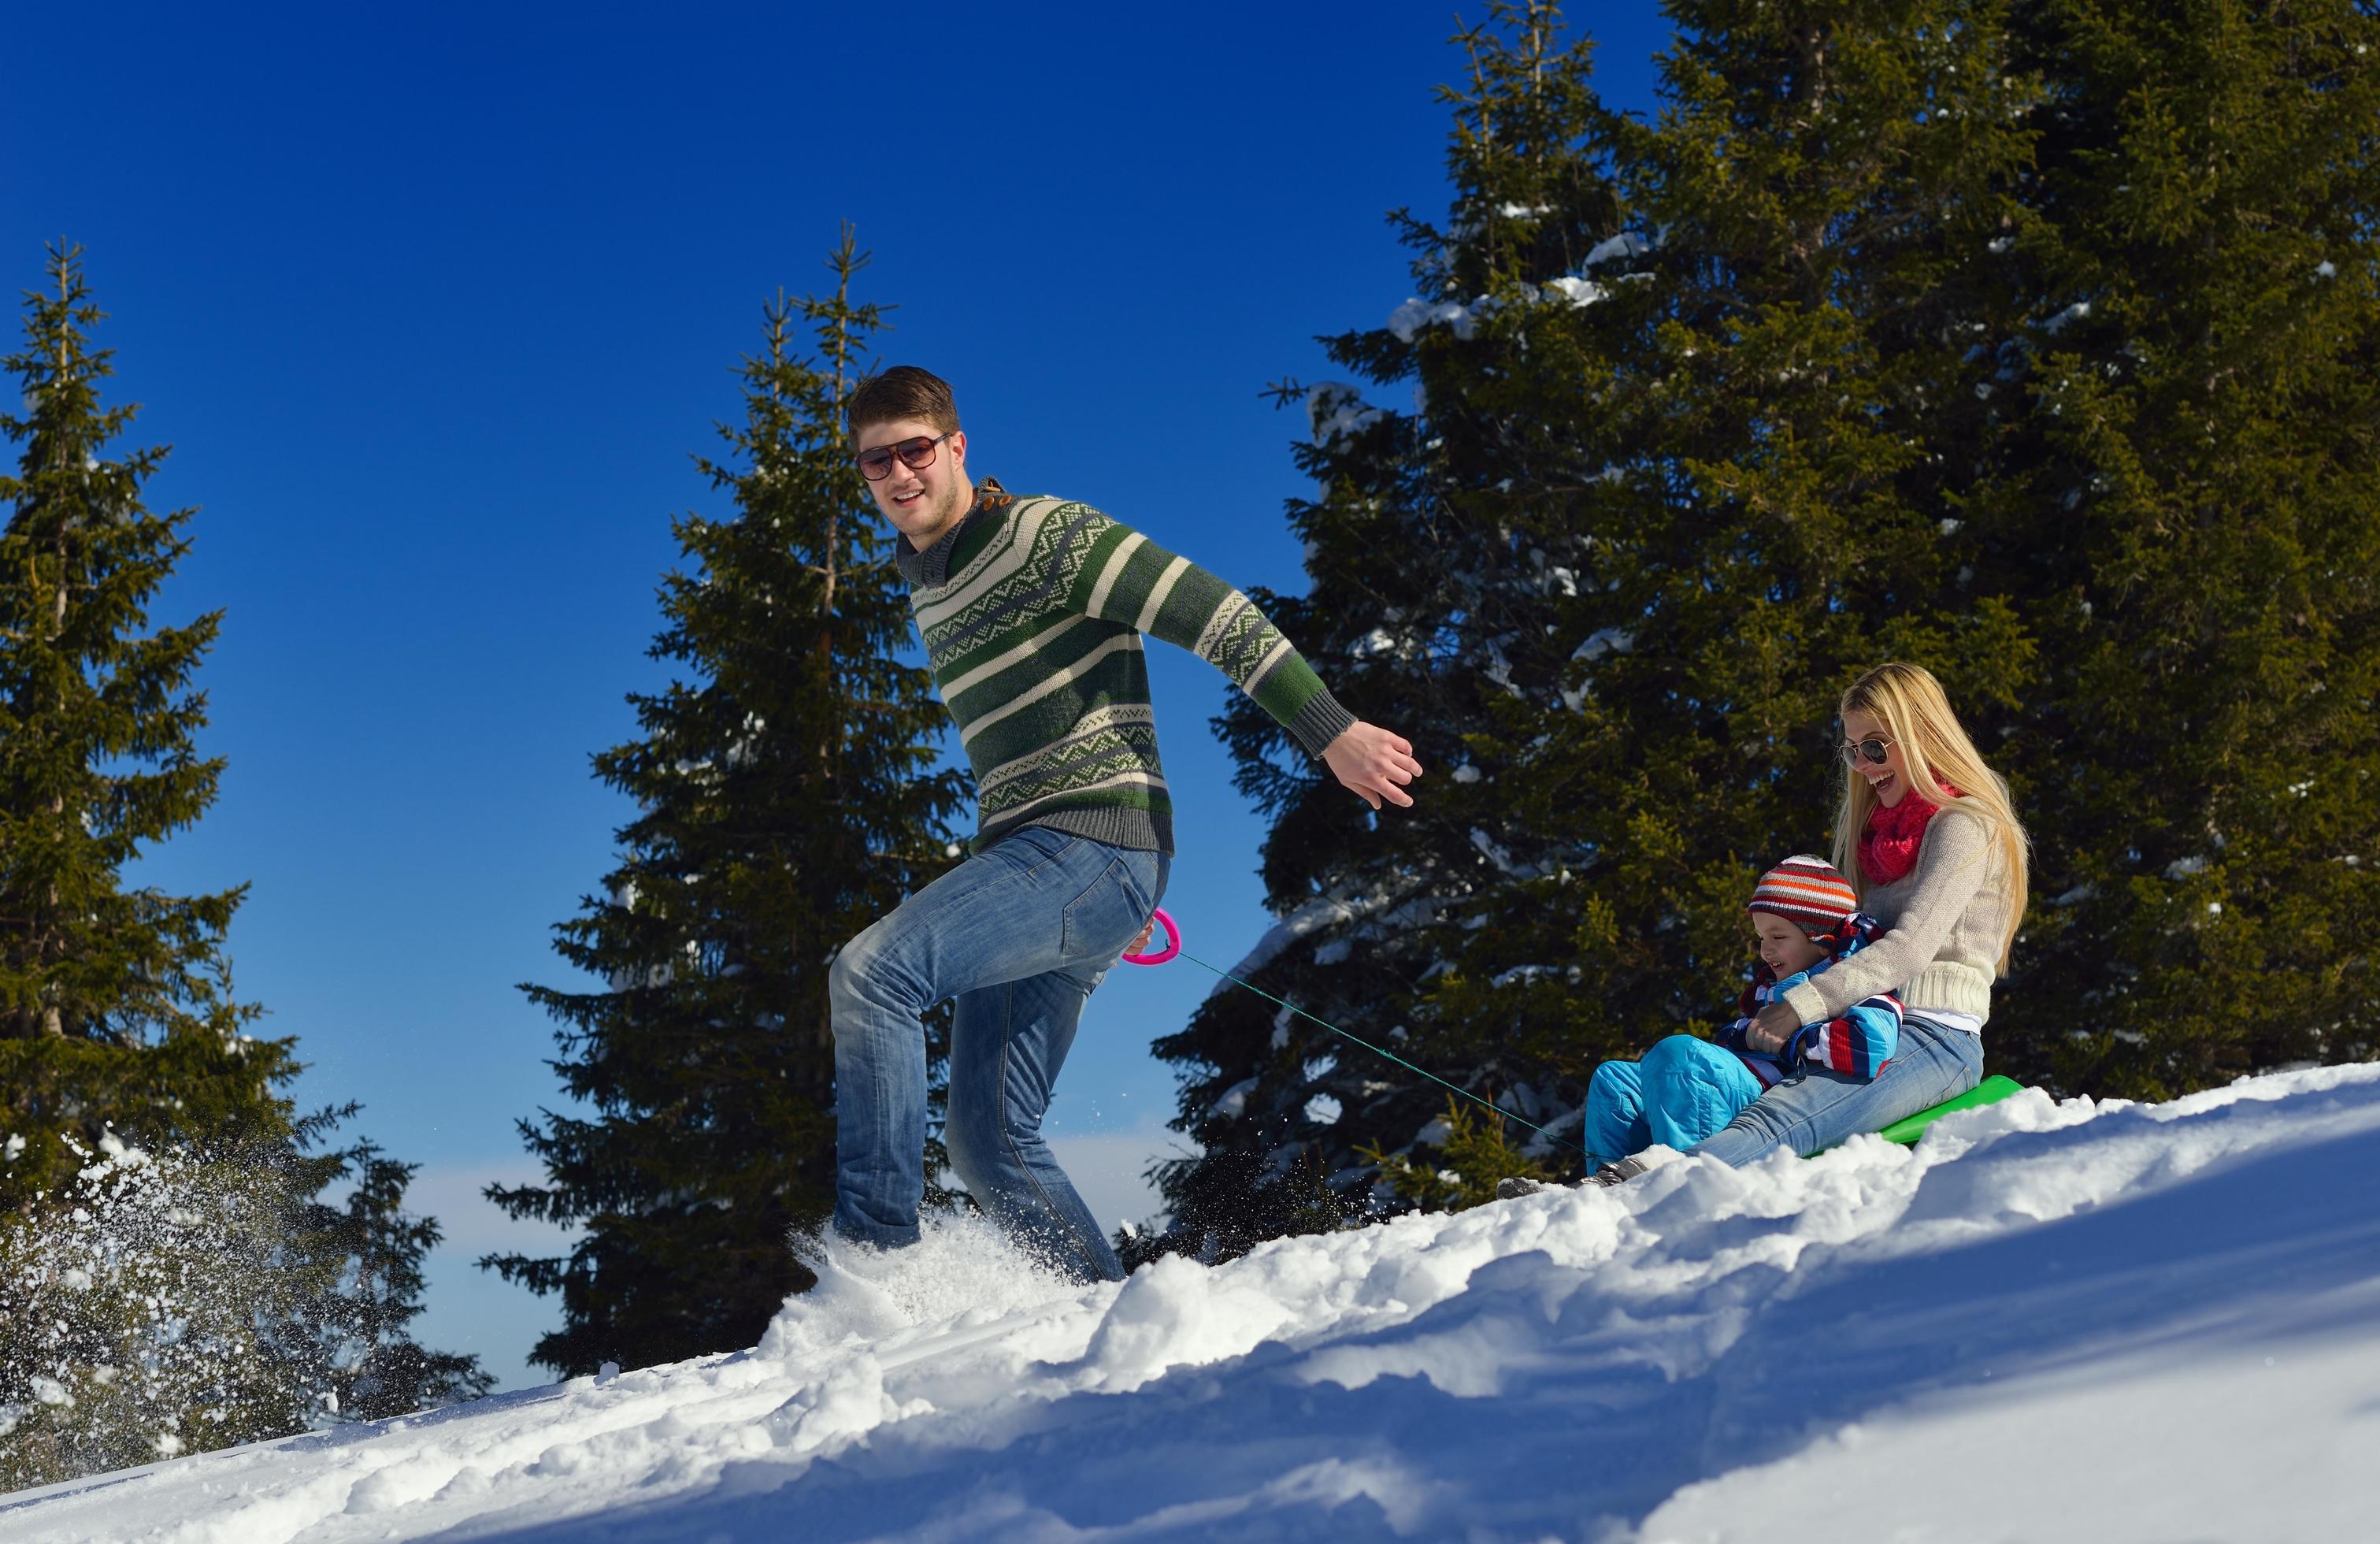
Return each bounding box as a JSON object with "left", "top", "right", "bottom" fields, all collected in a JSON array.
[
  {"left": 302, "top": 1141, "right": 497, "bottom": 1423},
  {"left": 1440, "top": 0, "right": 2044, "bottom": 1144},
  {"left": 1974, "top": 0, "right": 2380, "bottom": 1094},
  {"left": 1, "top": 1127, "right": 332, "bottom": 1483},
  {"left": 1156, "top": 0, "right": 2379, "bottom": 1234},
  {"left": 0, "top": 241, "right": 298, "bottom": 1197},
  {"left": 1152, "top": 3, "right": 1640, "bottom": 1230},
  {"left": 487, "top": 230, "right": 966, "bottom": 1375},
  {"left": 1154, "top": 0, "right": 2048, "bottom": 1217},
  {"left": 0, "top": 244, "right": 484, "bottom": 1474},
  {"left": 1, "top": 1124, "right": 488, "bottom": 1485}
]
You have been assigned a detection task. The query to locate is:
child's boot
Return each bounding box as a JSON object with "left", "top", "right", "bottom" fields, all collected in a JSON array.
[{"left": 1590, "top": 1155, "right": 1652, "bottom": 1187}]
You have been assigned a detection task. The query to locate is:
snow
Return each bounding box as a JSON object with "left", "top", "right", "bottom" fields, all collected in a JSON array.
[
  {"left": 1543, "top": 276, "right": 1607, "bottom": 308},
  {"left": 1303, "top": 381, "right": 1384, "bottom": 447},
  {"left": 1563, "top": 628, "right": 1636, "bottom": 711},
  {"left": 1572, "top": 627, "right": 1633, "bottom": 663},
  {"left": 6, "top": 1064, "right": 2378, "bottom": 1542},
  {"left": 1383, "top": 280, "right": 1609, "bottom": 338},
  {"left": 1217, "top": 893, "right": 1394, "bottom": 989},
  {"left": 1583, "top": 232, "right": 1653, "bottom": 268},
  {"left": 1468, "top": 826, "right": 1529, "bottom": 877},
  {"left": 1205, "top": 1076, "right": 1259, "bottom": 1123},
  {"left": 1385, "top": 296, "right": 1477, "bottom": 343},
  {"left": 1487, "top": 963, "right": 1551, "bottom": 988}
]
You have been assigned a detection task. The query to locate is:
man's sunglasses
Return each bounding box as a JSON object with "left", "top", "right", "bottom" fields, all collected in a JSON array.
[
  {"left": 855, "top": 432, "right": 951, "bottom": 481},
  {"left": 1839, "top": 736, "right": 1896, "bottom": 766}
]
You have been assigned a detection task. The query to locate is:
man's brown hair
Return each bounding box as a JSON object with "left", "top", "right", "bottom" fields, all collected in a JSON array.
[{"left": 847, "top": 365, "right": 960, "bottom": 438}]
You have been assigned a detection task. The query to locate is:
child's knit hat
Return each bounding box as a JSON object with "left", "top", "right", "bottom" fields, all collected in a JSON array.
[{"left": 1748, "top": 855, "right": 1859, "bottom": 937}]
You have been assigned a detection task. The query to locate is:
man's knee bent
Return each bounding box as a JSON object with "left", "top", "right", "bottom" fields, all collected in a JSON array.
[
  {"left": 941, "top": 1104, "right": 1003, "bottom": 1195},
  {"left": 828, "top": 921, "right": 905, "bottom": 1030}
]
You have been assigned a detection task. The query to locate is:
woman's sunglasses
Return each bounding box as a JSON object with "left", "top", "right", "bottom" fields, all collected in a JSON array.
[
  {"left": 855, "top": 432, "right": 952, "bottom": 481},
  {"left": 1839, "top": 737, "right": 1895, "bottom": 766}
]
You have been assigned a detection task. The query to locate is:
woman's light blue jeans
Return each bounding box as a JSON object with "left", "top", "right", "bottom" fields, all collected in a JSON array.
[
  {"left": 829, "top": 824, "right": 1166, "bottom": 1282},
  {"left": 1685, "top": 1015, "right": 1985, "bottom": 1167}
]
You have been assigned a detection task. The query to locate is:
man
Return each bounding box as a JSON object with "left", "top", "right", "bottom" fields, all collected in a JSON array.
[{"left": 829, "top": 366, "right": 1421, "bottom": 1281}]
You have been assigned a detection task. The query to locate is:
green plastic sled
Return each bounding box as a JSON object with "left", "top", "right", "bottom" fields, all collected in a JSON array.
[{"left": 1872, "top": 1074, "right": 2027, "bottom": 1146}]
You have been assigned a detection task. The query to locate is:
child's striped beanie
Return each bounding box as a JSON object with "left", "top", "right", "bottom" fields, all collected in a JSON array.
[{"left": 1748, "top": 855, "right": 1859, "bottom": 937}]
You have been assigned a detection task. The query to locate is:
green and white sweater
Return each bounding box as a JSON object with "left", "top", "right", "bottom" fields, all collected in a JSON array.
[{"left": 896, "top": 479, "right": 1356, "bottom": 855}]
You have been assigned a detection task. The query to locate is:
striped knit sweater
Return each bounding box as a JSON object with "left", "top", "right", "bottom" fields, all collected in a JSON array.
[{"left": 895, "top": 479, "right": 1356, "bottom": 855}]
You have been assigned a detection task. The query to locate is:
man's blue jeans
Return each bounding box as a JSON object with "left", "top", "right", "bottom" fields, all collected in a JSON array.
[
  {"left": 829, "top": 824, "right": 1166, "bottom": 1283},
  {"left": 1685, "top": 1015, "right": 1985, "bottom": 1167}
]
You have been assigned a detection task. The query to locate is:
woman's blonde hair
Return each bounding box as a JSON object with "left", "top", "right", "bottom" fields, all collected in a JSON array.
[{"left": 1829, "top": 662, "right": 2031, "bottom": 969}]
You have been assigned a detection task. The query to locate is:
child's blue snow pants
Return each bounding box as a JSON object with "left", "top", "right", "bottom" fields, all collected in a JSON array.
[{"left": 1585, "top": 1034, "right": 1766, "bottom": 1162}]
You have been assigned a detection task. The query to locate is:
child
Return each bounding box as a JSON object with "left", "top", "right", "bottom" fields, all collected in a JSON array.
[{"left": 1579, "top": 856, "right": 1905, "bottom": 1174}]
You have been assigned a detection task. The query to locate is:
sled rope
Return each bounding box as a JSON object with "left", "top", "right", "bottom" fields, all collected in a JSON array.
[{"left": 1175, "top": 948, "right": 1594, "bottom": 1158}]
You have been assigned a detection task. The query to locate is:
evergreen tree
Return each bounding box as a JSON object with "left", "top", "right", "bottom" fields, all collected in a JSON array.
[
  {"left": 0, "top": 243, "right": 484, "bottom": 1475},
  {"left": 2, "top": 1125, "right": 489, "bottom": 1485},
  {"left": 0, "top": 240, "right": 295, "bottom": 1197},
  {"left": 2, "top": 1128, "right": 333, "bottom": 1483},
  {"left": 1435, "top": 0, "right": 2041, "bottom": 1150},
  {"left": 1158, "top": 1, "right": 2379, "bottom": 1229},
  {"left": 300, "top": 1141, "right": 497, "bottom": 1423},
  {"left": 487, "top": 230, "right": 966, "bottom": 1375},
  {"left": 1151, "top": 0, "right": 2136, "bottom": 1220},
  {"left": 1977, "top": 0, "right": 2380, "bottom": 1094},
  {"left": 1150, "top": 2, "right": 1640, "bottom": 1241},
  {"left": 1116, "top": 1149, "right": 1359, "bottom": 1271}
]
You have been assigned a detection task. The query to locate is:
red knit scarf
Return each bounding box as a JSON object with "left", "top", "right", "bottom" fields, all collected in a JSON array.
[{"left": 1858, "top": 784, "right": 1960, "bottom": 885}]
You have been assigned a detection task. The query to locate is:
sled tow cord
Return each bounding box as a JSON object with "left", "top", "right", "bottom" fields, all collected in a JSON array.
[{"left": 1174, "top": 948, "right": 1596, "bottom": 1159}]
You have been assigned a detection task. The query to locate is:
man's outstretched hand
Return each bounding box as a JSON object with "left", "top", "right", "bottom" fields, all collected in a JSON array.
[{"left": 1323, "top": 721, "right": 1423, "bottom": 811}]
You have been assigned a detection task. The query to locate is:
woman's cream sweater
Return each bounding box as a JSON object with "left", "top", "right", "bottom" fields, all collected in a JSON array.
[{"left": 1780, "top": 804, "right": 2013, "bottom": 1032}]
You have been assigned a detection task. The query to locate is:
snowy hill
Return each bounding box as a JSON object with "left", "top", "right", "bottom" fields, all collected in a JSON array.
[{"left": 5, "top": 1063, "right": 2376, "bottom": 1543}]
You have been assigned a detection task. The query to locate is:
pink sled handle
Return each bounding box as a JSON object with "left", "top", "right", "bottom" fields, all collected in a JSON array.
[{"left": 1121, "top": 906, "right": 1180, "bottom": 967}]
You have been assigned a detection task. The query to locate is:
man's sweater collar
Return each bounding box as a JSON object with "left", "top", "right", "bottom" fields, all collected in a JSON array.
[{"left": 895, "top": 477, "right": 1011, "bottom": 589}]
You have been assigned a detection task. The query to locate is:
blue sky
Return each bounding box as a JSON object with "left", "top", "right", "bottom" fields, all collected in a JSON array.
[{"left": 4, "top": 1, "right": 1668, "bottom": 1387}]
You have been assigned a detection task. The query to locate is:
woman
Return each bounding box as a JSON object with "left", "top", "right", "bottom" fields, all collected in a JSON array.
[{"left": 1641, "top": 661, "right": 2030, "bottom": 1175}]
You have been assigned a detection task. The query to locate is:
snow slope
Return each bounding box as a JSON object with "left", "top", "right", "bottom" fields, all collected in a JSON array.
[{"left": 5, "top": 1063, "right": 2376, "bottom": 1543}]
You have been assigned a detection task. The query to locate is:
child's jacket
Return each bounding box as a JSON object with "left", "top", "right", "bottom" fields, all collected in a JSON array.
[{"left": 1717, "top": 915, "right": 1904, "bottom": 1086}]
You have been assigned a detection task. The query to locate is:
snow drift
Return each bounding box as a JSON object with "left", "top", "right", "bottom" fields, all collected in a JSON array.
[{"left": 4, "top": 1063, "right": 2376, "bottom": 1542}]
